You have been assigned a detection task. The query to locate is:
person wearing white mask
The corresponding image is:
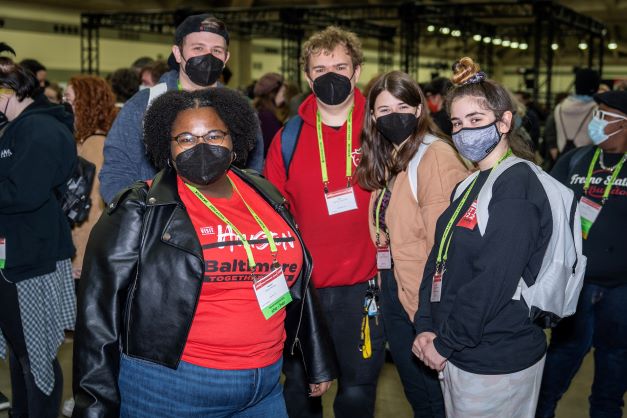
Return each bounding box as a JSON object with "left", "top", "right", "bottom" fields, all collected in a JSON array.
[{"left": 537, "top": 90, "right": 627, "bottom": 418}]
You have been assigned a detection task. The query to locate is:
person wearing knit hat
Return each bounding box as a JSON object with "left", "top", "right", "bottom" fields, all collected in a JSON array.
[
  {"left": 538, "top": 89, "right": 627, "bottom": 418},
  {"left": 253, "top": 72, "right": 287, "bottom": 156},
  {"left": 98, "top": 13, "right": 264, "bottom": 206},
  {"left": 546, "top": 68, "right": 600, "bottom": 160}
]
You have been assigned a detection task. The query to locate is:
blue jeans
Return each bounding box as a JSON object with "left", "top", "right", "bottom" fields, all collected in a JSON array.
[
  {"left": 118, "top": 355, "right": 288, "bottom": 418},
  {"left": 380, "top": 269, "right": 445, "bottom": 418},
  {"left": 536, "top": 282, "right": 627, "bottom": 418}
]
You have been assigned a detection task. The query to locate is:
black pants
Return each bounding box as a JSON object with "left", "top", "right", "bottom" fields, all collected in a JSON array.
[
  {"left": 283, "top": 280, "right": 386, "bottom": 418},
  {"left": 0, "top": 276, "right": 63, "bottom": 418},
  {"left": 380, "top": 269, "right": 445, "bottom": 418}
]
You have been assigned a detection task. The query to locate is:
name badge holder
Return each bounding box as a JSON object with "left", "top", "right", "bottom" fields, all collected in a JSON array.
[
  {"left": 0, "top": 237, "right": 6, "bottom": 269},
  {"left": 325, "top": 185, "right": 358, "bottom": 215},
  {"left": 252, "top": 256, "right": 293, "bottom": 319},
  {"left": 186, "top": 180, "right": 292, "bottom": 320}
]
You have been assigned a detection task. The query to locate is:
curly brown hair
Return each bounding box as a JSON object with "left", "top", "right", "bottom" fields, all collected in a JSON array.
[
  {"left": 301, "top": 26, "right": 364, "bottom": 73},
  {"left": 69, "top": 75, "right": 117, "bottom": 143}
]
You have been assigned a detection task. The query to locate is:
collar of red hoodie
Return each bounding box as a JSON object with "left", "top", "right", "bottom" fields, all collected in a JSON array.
[{"left": 298, "top": 88, "right": 366, "bottom": 129}]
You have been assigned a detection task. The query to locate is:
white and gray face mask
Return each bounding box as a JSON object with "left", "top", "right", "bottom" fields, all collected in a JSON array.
[{"left": 452, "top": 121, "right": 502, "bottom": 162}]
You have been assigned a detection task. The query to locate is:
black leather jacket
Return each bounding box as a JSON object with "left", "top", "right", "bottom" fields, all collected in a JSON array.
[{"left": 73, "top": 167, "right": 337, "bottom": 418}]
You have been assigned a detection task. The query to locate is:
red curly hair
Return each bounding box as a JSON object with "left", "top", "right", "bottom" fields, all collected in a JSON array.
[{"left": 69, "top": 75, "right": 117, "bottom": 143}]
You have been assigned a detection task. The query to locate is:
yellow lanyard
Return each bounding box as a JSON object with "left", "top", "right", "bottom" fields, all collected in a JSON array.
[
  {"left": 316, "top": 108, "right": 354, "bottom": 193},
  {"left": 583, "top": 147, "right": 627, "bottom": 204},
  {"left": 435, "top": 149, "right": 512, "bottom": 270},
  {"left": 186, "top": 177, "right": 279, "bottom": 272}
]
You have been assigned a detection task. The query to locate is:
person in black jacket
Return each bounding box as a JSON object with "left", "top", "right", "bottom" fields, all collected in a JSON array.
[
  {"left": 73, "top": 88, "right": 336, "bottom": 417},
  {"left": 537, "top": 90, "right": 627, "bottom": 418},
  {"left": 0, "top": 55, "right": 76, "bottom": 417},
  {"left": 412, "top": 57, "right": 551, "bottom": 418}
]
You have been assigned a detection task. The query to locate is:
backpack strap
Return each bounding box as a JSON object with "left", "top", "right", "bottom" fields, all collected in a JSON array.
[
  {"left": 281, "top": 115, "right": 304, "bottom": 176},
  {"left": 147, "top": 82, "right": 168, "bottom": 109},
  {"left": 473, "top": 156, "right": 530, "bottom": 235},
  {"left": 408, "top": 134, "right": 439, "bottom": 201},
  {"left": 452, "top": 171, "right": 479, "bottom": 201}
]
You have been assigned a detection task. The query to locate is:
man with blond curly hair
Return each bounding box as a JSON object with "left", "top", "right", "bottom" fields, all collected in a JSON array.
[{"left": 264, "top": 26, "right": 385, "bottom": 418}]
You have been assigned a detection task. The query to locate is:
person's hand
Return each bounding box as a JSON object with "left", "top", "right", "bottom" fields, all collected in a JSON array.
[
  {"left": 412, "top": 331, "right": 436, "bottom": 362},
  {"left": 422, "top": 340, "right": 447, "bottom": 371},
  {"left": 309, "top": 381, "right": 333, "bottom": 397}
]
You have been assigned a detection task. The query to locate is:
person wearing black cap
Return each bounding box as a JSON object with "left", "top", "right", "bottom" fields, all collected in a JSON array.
[
  {"left": 98, "top": 13, "right": 264, "bottom": 204},
  {"left": 545, "top": 68, "right": 600, "bottom": 161},
  {"left": 537, "top": 90, "right": 627, "bottom": 418}
]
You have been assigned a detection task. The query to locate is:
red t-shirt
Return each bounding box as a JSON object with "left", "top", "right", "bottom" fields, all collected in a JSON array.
[
  {"left": 264, "top": 90, "right": 377, "bottom": 288},
  {"left": 179, "top": 173, "right": 302, "bottom": 370}
]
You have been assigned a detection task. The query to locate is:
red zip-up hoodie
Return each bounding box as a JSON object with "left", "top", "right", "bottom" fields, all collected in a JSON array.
[{"left": 264, "top": 90, "right": 377, "bottom": 289}]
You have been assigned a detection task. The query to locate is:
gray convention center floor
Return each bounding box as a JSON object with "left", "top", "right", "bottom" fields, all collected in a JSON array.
[{"left": 0, "top": 334, "right": 625, "bottom": 417}]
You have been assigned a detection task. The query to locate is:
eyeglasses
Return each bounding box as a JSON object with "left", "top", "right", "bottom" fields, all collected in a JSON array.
[
  {"left": 171, "top": 130, "right": 230, "bottom": 149},
  {"left": 0, "top": 88, "right": 14, "bottom": 95},
  {"left": 593, "top": 109, "right": 626, "bottom": 122}
]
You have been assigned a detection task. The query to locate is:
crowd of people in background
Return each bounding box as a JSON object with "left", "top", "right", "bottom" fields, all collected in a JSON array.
[{"left": 0, "top": 12, "right": 626, "bottom": 418}]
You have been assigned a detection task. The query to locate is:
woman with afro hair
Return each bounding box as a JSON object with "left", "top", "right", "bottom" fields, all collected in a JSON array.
[{"left": 72, "top": 87, "right": 336, "bottom": 417}]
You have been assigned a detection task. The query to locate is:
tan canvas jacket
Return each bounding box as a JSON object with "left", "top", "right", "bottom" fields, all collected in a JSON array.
[{"left": 368, "top": 139, "right": 470, "bottom": 320}]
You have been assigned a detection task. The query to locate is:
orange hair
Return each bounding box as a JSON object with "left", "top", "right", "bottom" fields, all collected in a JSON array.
[{"left": 69, "top": 75, "right": 117, "bottom": 143}]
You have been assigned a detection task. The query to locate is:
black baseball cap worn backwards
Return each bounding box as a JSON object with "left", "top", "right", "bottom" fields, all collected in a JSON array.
[
  {"left": 174, "top": 13, "right": 230, "bottom": 46},
  {"left": 594, "top": 90, "right": 627, "bottom": 116}
]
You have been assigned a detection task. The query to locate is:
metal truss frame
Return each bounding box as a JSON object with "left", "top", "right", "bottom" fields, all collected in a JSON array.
[{"left": 81, "top": 1, "right": 605, "bottom": 105}]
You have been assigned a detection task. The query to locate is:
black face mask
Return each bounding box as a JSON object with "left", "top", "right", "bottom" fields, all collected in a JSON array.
[
  {"left": 375, "top": 112, "right": 418, "bottom": 145},
  {"left": 312, "top": 72, "right": 353, "bottom": 106},
  {"left": 174, "top": 143, "right": 232, "bottom": 186},
  {"left": 184, "top": 53, "right": 224, "bottom": 87}
]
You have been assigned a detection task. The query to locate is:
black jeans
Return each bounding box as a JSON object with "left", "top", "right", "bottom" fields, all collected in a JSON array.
[
  {"left": 283, "top": 280, "right": 386, "bottom": 418},
  {"left": 0, "top": 276, "right": 63, "bottom": 418},
  {"left": 536, "top": 282, "right": 627, "bottom": 418},
  {"left": 380, "top": 269, "right": 445, "bottom": 418}
]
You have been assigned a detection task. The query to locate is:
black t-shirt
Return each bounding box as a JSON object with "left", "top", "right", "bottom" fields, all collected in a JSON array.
[
  {"left": 551, "top": 145, "right": 627, "bottom": 287},
  {"left": 415, "top": 163, "right": 551, "bottom": 374}
]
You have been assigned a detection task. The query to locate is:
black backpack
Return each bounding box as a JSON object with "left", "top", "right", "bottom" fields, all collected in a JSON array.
[{"left": 58, "top": 156, "right": 96, "bottom": 227}]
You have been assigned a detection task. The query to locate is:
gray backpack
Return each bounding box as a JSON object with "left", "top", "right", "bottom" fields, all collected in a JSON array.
[{"left": 453, "top": 156, "right": 586, "bottom": 327}]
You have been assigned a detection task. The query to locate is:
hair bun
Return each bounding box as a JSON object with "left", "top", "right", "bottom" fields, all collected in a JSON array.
[{"left": 451, "top": 57, "right": 484, "bottom": 86}]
